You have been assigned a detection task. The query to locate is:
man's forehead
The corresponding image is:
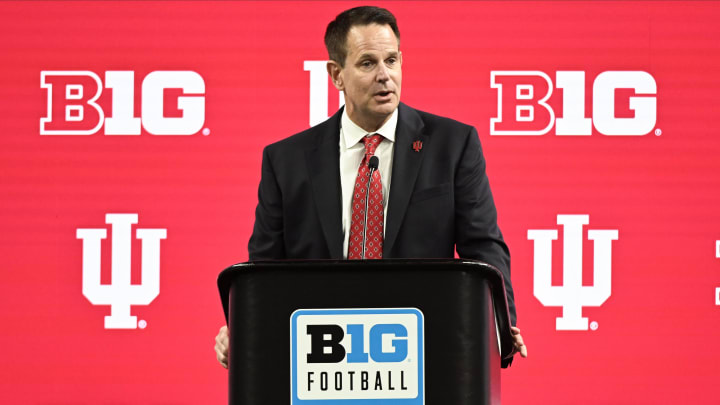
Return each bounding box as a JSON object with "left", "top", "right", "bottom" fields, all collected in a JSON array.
[
  {"left": 355, "top": 49, "right": 400, "bottom": 61},
  {"left": 345, "top": 23, "right": 399, "bottom": 54}
]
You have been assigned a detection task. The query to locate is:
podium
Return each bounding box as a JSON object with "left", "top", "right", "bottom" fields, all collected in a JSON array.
[{"left": 218, "top": 259, "right": 515, "bottom": 405}]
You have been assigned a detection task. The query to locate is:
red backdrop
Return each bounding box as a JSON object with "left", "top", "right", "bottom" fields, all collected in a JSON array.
[{"left": 1, "top": 1, "right": 719, "bottom": 403}]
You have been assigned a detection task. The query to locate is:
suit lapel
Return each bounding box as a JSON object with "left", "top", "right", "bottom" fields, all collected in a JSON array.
[
  {"left": 305, "top": 109, "right": 344, "bottom": 259},
  {"left": 385, "top": 103, "right": 427, "bottom": 256}
]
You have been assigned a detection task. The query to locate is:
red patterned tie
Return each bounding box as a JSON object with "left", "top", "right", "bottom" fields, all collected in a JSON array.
[{"left": 348, "top": 134, "right": 384, "bottom": 259}]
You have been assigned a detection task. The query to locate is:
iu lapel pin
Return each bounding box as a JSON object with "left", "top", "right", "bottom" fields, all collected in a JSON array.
[{"left": 412, "top": 140, "right": 423, "bottom": 152}]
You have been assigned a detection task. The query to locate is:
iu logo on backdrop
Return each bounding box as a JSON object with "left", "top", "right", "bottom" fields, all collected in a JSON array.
[
  {"left": 40, "top": 70, "right": 205, "bottom": 135},
  {"left": 716, "top": 240, "right": 720, "bottom": 306},
  {"left": 528, "top": 215, "right": 619, "bottom": 331},
  {"left": 491, "top": 70, "right": 657, "bottom": 136},
  {"left": 290, "top": 308, "right": 424, "bottom": 404},
  {"left": 305, "top": 60, "right": 349, "bottom": 126},
  {"left": 76, "top": 214, "right": 167, "bottom": 329}
]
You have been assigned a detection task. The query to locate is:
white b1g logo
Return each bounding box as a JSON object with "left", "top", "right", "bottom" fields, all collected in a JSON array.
[
  {"left": 491, "top": 70, "right": 657, "bottom": 136},
  {"left": 40, "top": 70, "right": 205, "bottom": 135}
]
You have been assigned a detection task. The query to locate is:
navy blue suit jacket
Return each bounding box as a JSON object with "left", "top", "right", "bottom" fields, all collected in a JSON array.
[{"left": 248, "top": 103, "right": 516, "bottom": 325}]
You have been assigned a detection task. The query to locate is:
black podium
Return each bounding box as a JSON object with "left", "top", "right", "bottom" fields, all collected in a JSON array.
[{"left": 218, "top": 259, "right": 514, "bottom": 405}]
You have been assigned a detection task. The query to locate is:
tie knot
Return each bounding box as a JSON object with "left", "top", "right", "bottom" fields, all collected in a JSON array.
[{"left": 361, "top": 134, "right": 383, "bottom": 156}]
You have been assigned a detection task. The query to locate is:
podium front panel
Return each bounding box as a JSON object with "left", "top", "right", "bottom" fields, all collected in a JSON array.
[{"left": 218, "top": 259, "right": 511, "bottom": 405}]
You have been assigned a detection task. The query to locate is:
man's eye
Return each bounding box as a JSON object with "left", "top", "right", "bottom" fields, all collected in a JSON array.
[
  {"left": 361, "top": 61, "right": 373, "bottom": 68},
  {"left": 386, "top": 58, "right": 397, "bottom": 65}
]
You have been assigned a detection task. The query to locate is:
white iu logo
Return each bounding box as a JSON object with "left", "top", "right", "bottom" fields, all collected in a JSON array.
[
  {"left": 304, "top": 60, "right": 345, "bottom": 126},
  {"left": 76, "top": 214, "right": 167, "bottom": 329},
  {"left": 528, "top": 215, "right": 618, "bottom": 331}
]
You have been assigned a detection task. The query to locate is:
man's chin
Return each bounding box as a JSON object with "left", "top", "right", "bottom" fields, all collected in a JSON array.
[{"left": 371, "top": 101, "right": 399, "bottom": 117}]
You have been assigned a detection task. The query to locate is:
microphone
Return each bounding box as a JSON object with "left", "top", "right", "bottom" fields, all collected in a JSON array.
[
  {"left": 362, "top": 156, "right": 380, "bottom": 259},
  {"left": 368, "top": 155, "right": 379, "bottom": 172}
]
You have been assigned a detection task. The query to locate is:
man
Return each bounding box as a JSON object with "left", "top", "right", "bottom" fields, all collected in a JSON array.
[{"left": 215, "top": 5, "right": 526, "bottom": 368}]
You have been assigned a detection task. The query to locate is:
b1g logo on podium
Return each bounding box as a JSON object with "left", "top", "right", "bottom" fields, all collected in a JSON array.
[{"left": 290, "top": 308, "right": 424, "bottom": 404}]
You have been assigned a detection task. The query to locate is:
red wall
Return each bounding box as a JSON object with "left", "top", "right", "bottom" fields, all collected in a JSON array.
[{"left": 1, "top": 1, "right": 719, "bottom": 403}]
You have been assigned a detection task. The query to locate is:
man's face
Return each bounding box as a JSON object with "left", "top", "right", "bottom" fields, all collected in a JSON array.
[{"left": 329, "top": 23, "right": 402, "bottom": 131}]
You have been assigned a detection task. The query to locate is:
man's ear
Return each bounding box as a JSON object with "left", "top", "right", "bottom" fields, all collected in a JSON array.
[{"left": 327, "top": 60, "right": 344, "bottom": 91}]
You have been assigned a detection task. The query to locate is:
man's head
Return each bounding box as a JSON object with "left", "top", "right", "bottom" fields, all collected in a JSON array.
[{"left": 325, "top": 6, "right": 402, "bottom": 132}]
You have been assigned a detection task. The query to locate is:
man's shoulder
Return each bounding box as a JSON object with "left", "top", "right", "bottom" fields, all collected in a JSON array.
[
  {"left": 400, "top": 103, "right": 475, "bottom": 136},
  {"left": 265, "top": 112, "right": 340, "bottom": 156}
]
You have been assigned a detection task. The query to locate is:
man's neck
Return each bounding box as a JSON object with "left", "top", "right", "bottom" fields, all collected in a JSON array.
[{"left": 346, "top": 111, "right": 393, "bottom": 133}]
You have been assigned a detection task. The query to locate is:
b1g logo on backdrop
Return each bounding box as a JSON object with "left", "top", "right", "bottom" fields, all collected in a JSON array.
[
  {"left": 290, "top": 308, "right": 424, "bottom": 404},
  {"left": 491, "top": 71, "right": 657, "bottom": 136},
  {"left": 40, "top": 70, "right": 205, "bottom": 135},
  {"left": 77, "top": 213, "right": 167, "bottom": 329}
]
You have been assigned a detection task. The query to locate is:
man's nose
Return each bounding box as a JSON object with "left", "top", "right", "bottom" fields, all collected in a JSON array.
[{"left": 376, "top": 63, "right": 390, "bottom": 82}]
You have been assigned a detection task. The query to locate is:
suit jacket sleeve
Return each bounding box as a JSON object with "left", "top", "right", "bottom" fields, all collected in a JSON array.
[
  {"left": 454, "top": 127, "right": 517, "bottom": 327},
  {"left": 248, "top": 146, "right": 286, "bottom": 260}
]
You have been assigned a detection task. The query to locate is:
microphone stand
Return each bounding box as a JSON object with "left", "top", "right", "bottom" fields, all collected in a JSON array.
[{"left": 362, "top": 156, "right": 379, "bottom": 259}]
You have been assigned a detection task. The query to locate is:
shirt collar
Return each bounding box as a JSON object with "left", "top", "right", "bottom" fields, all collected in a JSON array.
[{"left": 341, "top": 107, "right": 398, "bottom": 150}]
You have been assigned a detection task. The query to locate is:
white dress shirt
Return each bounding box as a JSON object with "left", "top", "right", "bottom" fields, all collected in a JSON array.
[{"left": 339, "top": 108, "right": 397, "bottom": 259}]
